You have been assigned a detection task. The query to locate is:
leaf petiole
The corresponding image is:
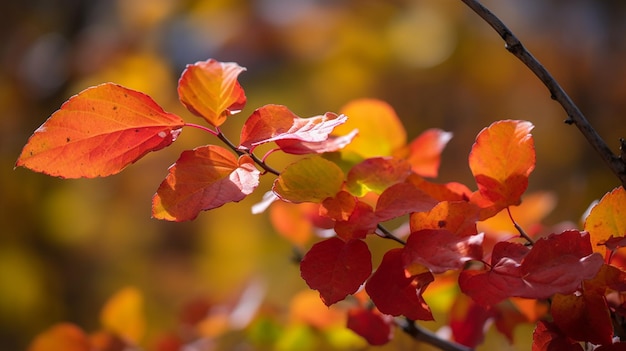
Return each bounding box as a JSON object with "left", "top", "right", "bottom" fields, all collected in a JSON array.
[
  {"left": 184, "top": 122, "right": 219, "bottom": 136},
  {"left": 506, "top": 207, "right": 534, "bottom": 245}
]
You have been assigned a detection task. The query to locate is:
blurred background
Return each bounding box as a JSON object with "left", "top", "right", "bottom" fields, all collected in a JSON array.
[{"left": 2, "top": 0, "right": 626, "bottom": 350}]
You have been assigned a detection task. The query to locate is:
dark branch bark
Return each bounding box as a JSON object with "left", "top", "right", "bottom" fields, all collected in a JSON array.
[
  {"left": 396, "top": 318, "right": 474, "bottom": 351},
  {"left": 460, "top": 0, "right": 626, "bottom": 189}
]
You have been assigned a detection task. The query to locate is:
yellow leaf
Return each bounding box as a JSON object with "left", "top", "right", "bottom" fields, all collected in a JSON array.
[{"left": 100, "top": 286, "right": 145, "bottom": 344}]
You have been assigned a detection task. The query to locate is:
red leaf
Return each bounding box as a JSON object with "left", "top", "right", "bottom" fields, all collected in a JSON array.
[
  {"left": 347, "top": 308, "right": 394, "bottom": 345},
  {"left": 16, "top": 83, "right": 184, "bottom": 178},
  {"left": 365, "top": 248, "right": 434, "bottom": 320},
  {"left": 273, "top": 156, "right": 344, "bottom": 203},
  {"left": 238, "top": 104, "right": 348, "bottom": 151},
  {"left": 320, "top": 191, "right": 356, "bottom": 221},
  {"left": 27, "top": 323, "right": 90, "bottom": 351},
  {"left": 152, "top": 146, "right": 260, "bottom": 221},
  {"left": 552, "top": 291, "right": 613, "bottom": 345},
  {"left": 532, "top": 320, "right": 584, "bottom": 351},
  {"left": 333, "top": 200, "right": 378, "bottom": 241},
  {"left": 406, "top": 174, "right": 472, "bottom": 202},
  {"left": 346, "top": 157, "right": 412, "bottom": 196},
  {"left": 448, "top": 294, "right": 495, "bottom": 348},
  {"left": 469, "top": 120, "right": 535, "bottom": 215},
  {"left": 300, "top": 237, "right": 372, "bottom": 306},
  {"left": 459, "top": 230, "right": 604, "bottom": 306},
  {"left": 403, "top": 229, "right": 484, "bottom": 274},
  {"left": 177, "top": 59, "right": 246, "bottom": 127},
  {"left": 398, "top": 128, "right": 453, "bottom": 178},
  {"left": 374, "top": 182, "right": 439, "bottom": 221}
]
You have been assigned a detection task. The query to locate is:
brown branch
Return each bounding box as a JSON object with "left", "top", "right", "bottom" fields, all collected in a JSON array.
[
  {"left": 396, "top": 318, "right": 474, "bottom": 351},
  {"left": 460, "top": 0, "right": 626, "bottom": 189}
]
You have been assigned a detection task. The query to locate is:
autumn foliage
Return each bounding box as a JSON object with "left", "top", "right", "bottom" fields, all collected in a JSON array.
[{"left": 17, "top": 58, "right": 626, "bottom": 350}]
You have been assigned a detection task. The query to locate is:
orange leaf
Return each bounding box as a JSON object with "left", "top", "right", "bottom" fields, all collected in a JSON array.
[
  {"left": 333, "top": 99, "right": 407, "bottom": 160},
  {"left": 584, "top": 187, "right": 626, "bottom": 259},
  {"left": 100, "top": 287, "right": 145, "bottom": 344},
  {"left": 177, "top": 59, "right": 246, "bottom": 127},
  {"left": 469, "top": 120, "right": 535, "bottom": 212},
  {"left": 152, "top": 146, "right": 260, "bottom": 221},
  {"left": 346, "top": 157, "right": 412, "bottom": 196},
  {"left": 16, "top": 83, "right": 184, "bottom": 178},
  {"left": 273, "top": 156, "right": 344, "bottom": 203},
  {"left": 410, "top": 201, "right": 479, "bottom": 236},
  {"left": 397, "top": 128, "right": 453, "bottom": 178},
  {"left": 28, "top": 323, "right": 90, "bottom": 351}
]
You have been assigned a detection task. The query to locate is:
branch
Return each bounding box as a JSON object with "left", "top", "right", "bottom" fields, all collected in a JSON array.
[
  {"left": 460, "top": 0, "right": 626, "bottom": 189},
  {"left": 396, "top": 318, "right": 474, "bottom": 351}
]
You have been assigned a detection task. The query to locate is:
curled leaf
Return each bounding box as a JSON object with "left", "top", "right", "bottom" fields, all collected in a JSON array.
[{"left": 16, "top": 83, "right": 184, "bottom": 178}]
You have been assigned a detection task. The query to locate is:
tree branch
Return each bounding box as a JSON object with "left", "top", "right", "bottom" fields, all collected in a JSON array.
[
  {"left": 460, "top": 0, "right": 626, "bottom": 189},
  {"left": 396, "top": 318, "right": 474, "bottom": 351}
]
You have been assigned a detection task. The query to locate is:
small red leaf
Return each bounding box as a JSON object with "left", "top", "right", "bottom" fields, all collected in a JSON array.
[
  {"left": 448, "top": 294, "right": 495, "bottom": 348},
  {"left": 398, "top": 128, "right": 453, "bottom": 178},
  {"left": 346, "top": 157, "right": 412, "bottom": 196},
  {"left": 300, "top": 237, "right": 372, "bottom": 306},
  {"left": 365, "top": 248, "right": 434, "bottom": 320},
  {"left": 347, "top": 308, "right": 394, "bottom": 345},
  {"left": 177, "top": 59, "right": 246, "bottom": 127},
  {"left": 238, "top": 104, "right": 348, "bottom": 151},
  {"left": 374, "top": 182, "right": 439, "bottom": 221},
  {"left": 16, "top": 83, "right": 184, "bottom": 178},
  {"left": 460, "top": 230, "right": 604, "bottom": 306},
  {"left": 469, "top": 120, "right": 535, "bottom": 214},
  {"left": 532, "top": 320, "right": 584, "bottom": 351},
  {"left": 403, "top": 229, "right": 484, "bottom": 274},
  {"left": 273, "top": 156, "right": 344, "bottom": 203},
  {"left": 152, "top": 146, "right": 260, "bottom": 221},
  {"left": 552, "top": 291, "right": 613, "bottom": 345}
]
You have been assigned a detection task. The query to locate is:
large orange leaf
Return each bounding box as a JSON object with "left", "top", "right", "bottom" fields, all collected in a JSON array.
[
  {"left": 469, "top": 120, "right": 535, "bottom": 212},
  {"left": 584, "top": 186, "right": 626, "bottom": 259},
  {"left": 152, "top": 146, "right": 260, "bottom": 221},
  {"left": 16, "top": 83, "right": 184, "bottom": 178},
  {"left": 333, "top": 99, "right": 407, "bottom": 160},
  {"left": 100, "top": 287, "right": 145, "bottom": 344},
  {"left": 273, "top": 156, "right": 344, "bottom": 203},
  {"left": 27, "top": 323, "right": 90, "bottom": 351},
  {"left": 177, "top": 59, "right": 246, "bottom": 127}
]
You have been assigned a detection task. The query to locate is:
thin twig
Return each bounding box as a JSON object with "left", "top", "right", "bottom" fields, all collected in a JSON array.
[
  {"left": 506, "top": 207, "right": 534, "bottom": 245},
  {"left": 460, "top": 0, "right": 626, "bottom": 189},
  {"left": 376, "top": 224, "right": 407, "bottom": 245},
  {"left": 396, "top": 318, "right": 474, "bottom": 351},
  {"left": 215, "top": 131, "right": 281, "bottom": 175}
]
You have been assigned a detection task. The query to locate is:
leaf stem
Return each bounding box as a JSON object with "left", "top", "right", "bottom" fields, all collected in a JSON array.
[
  {"left": 506, "top": 207, "right": 534, "bottom": 245},
  {"left": 215, "top": 130, "right": 281, "bottom": 176},
  {"left": 460, "top": 0, "right": 626, "bottom": 189},
  {"left": 376, "top": 224, "right": 406, "bottom": 246},
  {"left": 396, "top": 318, "right": 474, "bottom": 351},
  {"left": 184, "top": 122, "right": 219, "bottom": 136}
]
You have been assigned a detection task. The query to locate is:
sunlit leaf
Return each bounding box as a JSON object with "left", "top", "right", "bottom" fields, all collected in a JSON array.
[
  {"left": 396, "top": 128, "right": 453, "bottom": 178},
  {"left": 333, "top": 200, "right": 378, "bottom": 241},
  {"left": 152, "top": 146, "right": 260, "bottom": 221},
  {"left": 239, "top": 104, "right": 349, "bottom": 152},
  {"left": 406, "top": 174, "right": 472, "bottom": 202},
  {"left": 16, "top": 83, "right": 184, "bottom": 178},
  {"left": 27, "top": 323, "right": 90, "bottom": 351},
  {"left": 584, "top": 186, "right": 626, "bottom": 259},
  {"left": 177, "top": 59, "right": 246, "bottom": 127},
  {"left": 289, "top": 290, "right": 346, "bottom": 329},
  {"left": 100, "top": 286, "right": 145, "bottom": 344},
  {"left": 333, "top": 99, "right": 407, "bottom": 160},
  {"left": 273, "top": 156, "right": 344, "bottom": 203},
  {"left": 459, "top": 230, "right": 603, "bottom": 306},
  {"left": 410, "top": 201, "right": 479, "bottom": 236},
  {"left": 365, "top": 248, "right": 434, "bottom": 320},
  {"left": 346, "top": 157, "right": 412, "bottom": 196},
  {"left": 469, "top": 120, "right": 535, "bottom": 215},
  {"left": 300, "top": 237, "right": 372, "bottom": 306},
  {"left": 403, "top": 229, "right": 483, "bottom": 274},
  {"left": 346, "top": 308, "right": 394, "bottom": 346}
]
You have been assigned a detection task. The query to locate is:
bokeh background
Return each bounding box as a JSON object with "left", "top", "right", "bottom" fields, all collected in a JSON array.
[{"left": 2, "top": 0, "right": 626, "bottom": 350}]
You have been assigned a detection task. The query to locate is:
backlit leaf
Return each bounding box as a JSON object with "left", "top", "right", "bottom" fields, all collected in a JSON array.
[
  {"left": 300, "top": 237, "right": 372, "bottom": 306},
  {"left": 275, "top": 129, "right": 358, "bottom": 155},
  {"left": 374, "top": 182, "right": 439, "bottom": 221},
  {"left": 406, "top": 174, "right": 472, "bottom": 202},
  {"left": 584, "top": 186, "right": 626, "bottom": 259},
  {"left": 346, "top": 157, "right": 412, "bottom": 196},
  {"left": 27, "top": 323, "right": 90, "bottom": 351},
  {"left": 552, "top": 291, "right": 613, "bottom": 345},
  {"left": 333, "top": 99, "right": 407, "bottom": 160},
  {"left": 100, "top": 286, "right": 145, "bottom": 344},
  {"left": 396, "top": 128, "right": 453, "bottom": 178},
  {"left": 459, "top": 230, "right": 604, "bottom": 306},
  {"left": 469, "top": 120, "right": 535, "bottom": 213},
  {"left": 239, "top": 104, "right": 349, "bottom": 152},
  {"left": 152, "top": 146, "right": 260, "bottom": 221},
  {"left": 177, "top": 59, "right": 246, "bottom": 127},
  {"left": 273, "top": 156, "right": 344, "bottom": 203},
  {"left": 16, "top": 83, "right": 184, "bottom": 178},
  {"left": 365, "top": 248, "right": 434, "bottom": 320},
  {"left": 410, "top": 201, "right": 479, "bottom": 236},
  {"left": 403, "top": 229, "right": 484, "bottom": 274},
  {"left": 346, "top": 308, "right": 394, "bottom": 346}
]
